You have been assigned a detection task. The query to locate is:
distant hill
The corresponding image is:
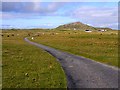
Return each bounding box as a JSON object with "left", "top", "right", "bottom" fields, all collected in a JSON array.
[
  {"left": 96, "top": 27, "right": 113, "bottom": 31},
  {"left": 56, "top": 22, "right": 113, "bottom": 31}
]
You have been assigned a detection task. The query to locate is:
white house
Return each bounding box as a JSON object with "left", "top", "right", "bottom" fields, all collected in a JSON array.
[
  {"left": 85, "top": 30, "right": 92, "bottom": 32},
  {"left": 98, "top": 29, "right": 106, "bottom": 32}
]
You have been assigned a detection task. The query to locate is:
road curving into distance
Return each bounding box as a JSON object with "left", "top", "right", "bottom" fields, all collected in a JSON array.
[{"left": 24, "top": 37, "right": 119, "bottom": 88}]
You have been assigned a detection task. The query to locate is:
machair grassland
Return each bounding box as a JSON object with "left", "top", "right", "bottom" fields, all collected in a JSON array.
[
  {"left": 2, "top": 30, "right": 67, "bottom": 88},
  {"left": 30, "top": 29, "right": 118, "bottom": 67},
  {"left": 2, "top": 29, "right": 119, "bottom": 88}
]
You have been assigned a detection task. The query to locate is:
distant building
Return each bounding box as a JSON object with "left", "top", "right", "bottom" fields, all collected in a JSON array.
[
  {"left": 85, "top": 30, "right": 92, "bottom": 32},
  {"left": 98, "top": 29, "right": 106, "bottom": 32}
]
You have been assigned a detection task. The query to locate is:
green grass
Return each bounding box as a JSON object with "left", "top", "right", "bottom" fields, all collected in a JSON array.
[
  {"left": 2, "top": 29, "right": 118, "bottom": 88},
  {"left": 2, "top": 30, "right": 67, "bottom": 88},
  {"left": 29, "top": 30, "right": 118, "bottom": 68}
]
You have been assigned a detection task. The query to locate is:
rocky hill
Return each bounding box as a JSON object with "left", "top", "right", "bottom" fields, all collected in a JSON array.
[{"left": 56, "top": 22, "right": 113, "bottom": 31}]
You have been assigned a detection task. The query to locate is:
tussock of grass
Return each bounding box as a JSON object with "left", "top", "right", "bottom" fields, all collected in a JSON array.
[{"left": 2, "top": 30, "right": 67, "bottom": 88}]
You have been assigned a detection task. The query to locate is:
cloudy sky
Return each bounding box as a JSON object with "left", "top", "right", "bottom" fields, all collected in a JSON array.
[{"left": 1, "top": 1, "right": 118, "bottom": 29}]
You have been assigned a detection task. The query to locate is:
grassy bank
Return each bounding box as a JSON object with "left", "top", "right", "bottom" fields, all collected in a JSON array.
[
  {"left": 30, "top": 30, "right": 118, "bottom": 67},
  {"left": 2, "top": 30, "right": 67, "bottom": 88}
]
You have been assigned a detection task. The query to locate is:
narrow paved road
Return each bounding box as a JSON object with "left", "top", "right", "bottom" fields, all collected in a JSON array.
[{"left": 25, "top": 38, "right": 119, "bottom": 88}]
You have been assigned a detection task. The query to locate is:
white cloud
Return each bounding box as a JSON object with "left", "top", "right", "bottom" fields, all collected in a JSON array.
[
  {"left": 70, "top": 6, "right": 118, "bottom": 29},
  {"left": 2, "top": 2, "right": 64, "bottom": 14},
  {"left": 1, "top": 12, "right": 42, "bottom": 19},
  {"left": 71, "top": 6, "right": 118, "bottom": 18},
  {"left": 100, "top": 23, "right": 118, "bottom": 27},
  {"left": 92, "top": 13, "right": 112, "bottom": 17}
]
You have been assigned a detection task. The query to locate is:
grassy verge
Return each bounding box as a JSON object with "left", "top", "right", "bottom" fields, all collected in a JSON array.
[
  {"left": 30, "top": 30, "right": 118, "bottom": 68},
  {"left": 2, "top": 30, "right": 67, "bottom": 88}
]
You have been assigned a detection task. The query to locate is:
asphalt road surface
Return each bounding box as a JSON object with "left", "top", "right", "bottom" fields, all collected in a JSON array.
[{"left": 25, "top": 38, "right": 119, "bottom": 88}]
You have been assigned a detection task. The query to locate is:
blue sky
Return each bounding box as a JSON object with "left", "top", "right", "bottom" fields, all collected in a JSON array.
[{"left": 1, "top": 1, "right": 118, "bottom": 29}]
